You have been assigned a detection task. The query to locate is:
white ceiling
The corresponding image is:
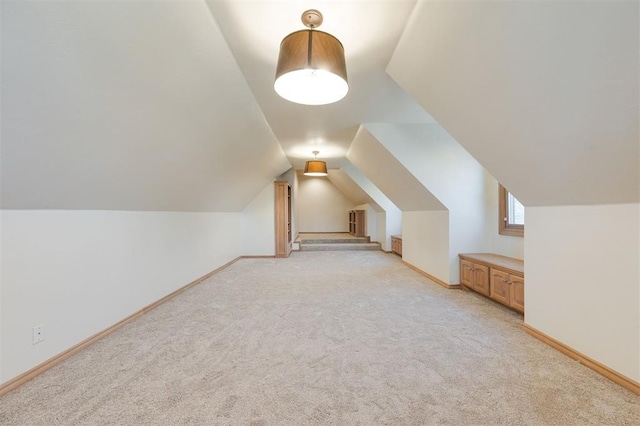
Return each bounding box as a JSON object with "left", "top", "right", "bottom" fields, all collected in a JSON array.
[
  {"left": 387, "top": 0, "right": 640, "bottom": 205},
  {"left": 326, "top": 169, "right": 383, "bottom": 212},
  {"left": 1, "top": 0, "right": 290, "bottom": 211},
  {"left": 2, "top": 0, "right": 637, "bottom": 211},
  {"left": 205, "top": 0, "right": 435, "bottom": 170},
  {"left": 348, "top": 126, "right": 446, "bottom": 212}
]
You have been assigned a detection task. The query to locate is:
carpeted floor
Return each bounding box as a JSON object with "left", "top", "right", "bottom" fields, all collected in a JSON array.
[{"left": 1, "top": 251, "right": 639, "bottom": 425}]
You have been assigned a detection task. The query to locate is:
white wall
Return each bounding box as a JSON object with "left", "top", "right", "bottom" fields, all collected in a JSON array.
[
  {"left": 241, "top": 182, "right": 275, "bottom": 256},
  {"left": 402, "top": 211, "right": 450, "bottom": 283},
  {"left": 297, "top": 176, "right": 355, "bottom": 232},
  {"left": 376, "top": 212, "right": 386, "bottom": 249},
  {"left": 525, "top": 203, "right": 639, "bottom": 382},
  {"left": 0, "top": 210, "right": 242, "bottom": 384}
]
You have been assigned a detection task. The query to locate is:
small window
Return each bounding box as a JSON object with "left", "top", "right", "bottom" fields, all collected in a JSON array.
[{"left": 499, "top": 184, "right": 524, "bottom": 237}]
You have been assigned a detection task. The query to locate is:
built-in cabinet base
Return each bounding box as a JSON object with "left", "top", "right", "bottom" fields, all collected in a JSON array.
[
  {"left": 459, "top": 253, "right": 524, "bottom": 313},
  {"left": 391, "top": 235, "right": 402, "bottom": 256}
]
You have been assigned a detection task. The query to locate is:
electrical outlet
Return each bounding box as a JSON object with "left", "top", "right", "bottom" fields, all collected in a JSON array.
[{"left": 33, "top": 324, "right": 45, "bottom": 344}]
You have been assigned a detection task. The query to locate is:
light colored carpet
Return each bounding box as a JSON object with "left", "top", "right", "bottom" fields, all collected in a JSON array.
[{"left": 1, "top": 251, "right": 638, "bottom": 425}]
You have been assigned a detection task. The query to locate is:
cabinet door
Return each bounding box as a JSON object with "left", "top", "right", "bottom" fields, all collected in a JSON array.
[
  {"left": 490, "top": 269, "right": 511, "bottom": 305},
  {"left": 509, "top": 275, "right": 525, "bottom": 312},
  {"left": 473, "top": 264, "right": 490, "bottom": 296},
  {"left": 460, "top": 260, "right": 474, "bottom": 288}
]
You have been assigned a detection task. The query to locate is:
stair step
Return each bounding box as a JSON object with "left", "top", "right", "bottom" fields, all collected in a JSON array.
[
  {"left": 300, "top": 243, "right": 381, "bottom": 251},
  {"left": 300, "top": 237, "right": 370, "bottom": 244}
]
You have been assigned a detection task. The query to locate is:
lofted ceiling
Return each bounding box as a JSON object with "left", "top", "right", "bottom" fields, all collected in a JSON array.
[
  {"left": 348, "top": 126, "right": 446, "bottom": 212},
  {"left": 205, "top": 0, "right": 435, "bottom": 170},
  {"left": 326, "top": 169, "right": 383, "bottom": 212},
  {"left": 1, "top": 0, "right": 291, "bottom": 211},
  {"left": 1, "top": 0, "right": 637, "bottom": 212},
  {"left": 1, "top": 0, "right": 434, "bottom": 212},
  {"left": 387, "top": 0, "right": 639, "bottom": 206}
]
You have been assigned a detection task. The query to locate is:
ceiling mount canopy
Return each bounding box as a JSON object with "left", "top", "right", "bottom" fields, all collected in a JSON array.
[
  {"left": 274, "top": 9, "right": 348, "bottom": 106},
  {"left": 303, "top": 151, "right": 328, "bottom": 176}
]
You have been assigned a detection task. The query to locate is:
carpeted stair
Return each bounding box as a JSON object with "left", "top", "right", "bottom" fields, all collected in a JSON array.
[{"left": 297, "top": 235, "right": 381, "bottom": 251}]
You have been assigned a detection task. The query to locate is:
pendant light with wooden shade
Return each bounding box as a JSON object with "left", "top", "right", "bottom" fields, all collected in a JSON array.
[
  {"left": 303, "top": 151, "right": 328, "bottom": 176},
  {"left": 274, "top": 10, "right": 348, "bottom": 105}
]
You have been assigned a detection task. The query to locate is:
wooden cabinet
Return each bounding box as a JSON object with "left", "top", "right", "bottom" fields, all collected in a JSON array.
[
  {"left": 489, "top": 269, "right": 511, "bottom": 306},
  {"left": 275, "top": 181, "right": 292, "bottom": 258},
  {"left": 460, "top": 253, "right": 524, "bottom": 313},
  {"left": 489, "top": 269, "right": 525, "bottom": 312},
  {"left": 348, "top": 210, "right": 366, "bottom": 237},
  {"left": 460, "top": 260, "right": 489, "bottom": 296},
  {"left": 391, "top": 235, "right": 402, "bottom": 256},
  {"left": 509, "top": 275, "right": 525, "bottom": 312}
]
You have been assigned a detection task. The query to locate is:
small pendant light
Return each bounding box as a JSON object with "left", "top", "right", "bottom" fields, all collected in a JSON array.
[{"left": 303, "top": 151, "right": 328, "bottom": 176}]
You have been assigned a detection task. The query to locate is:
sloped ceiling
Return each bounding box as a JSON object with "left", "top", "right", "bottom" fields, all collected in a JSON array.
[
  {"left": 1, "top": 0, "right": 290, "bottom": 211},
  {"left": 387, "top": 0, "right": 639, "bottom": 206},
  {"left": 347, "top": 126, "right": 445, "bottom": 212},
  {"left": 340, "top": 163, "right": 401, "bottom": 216},
  {"left": 205, "top": 0, "right": 434, "bottom": 170},
  {"left": 327, "top": 169, "right": 383, "bottom": 212},
  {"left": 365, "top": 123, "right": 488, "bottom": 210},
  {"left": 3, "top": 0, "right": 636, "bottom": 212}
]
